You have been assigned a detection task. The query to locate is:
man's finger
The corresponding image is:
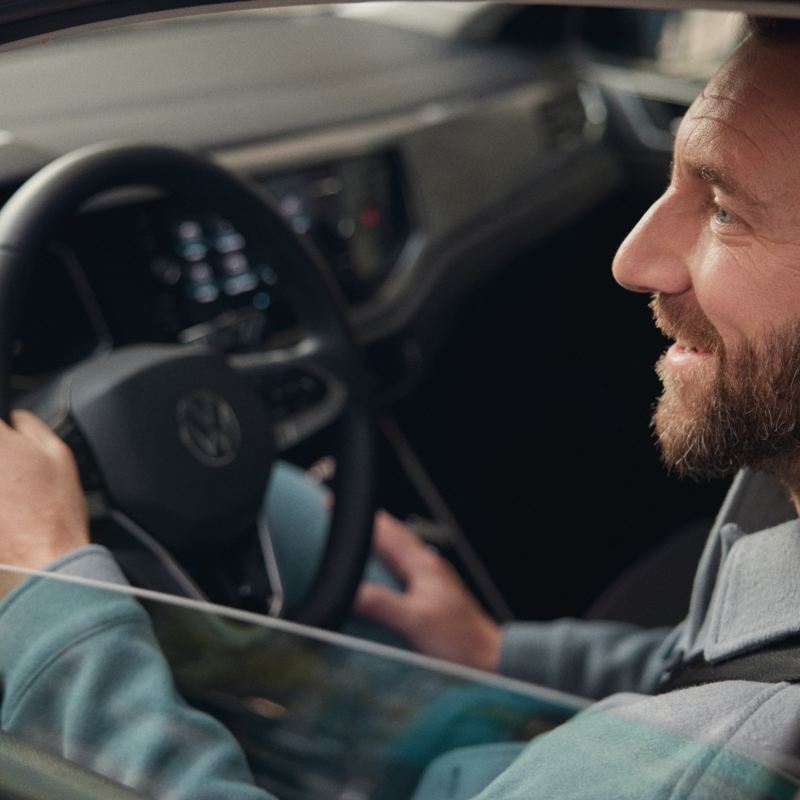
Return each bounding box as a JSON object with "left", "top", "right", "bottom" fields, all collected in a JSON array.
[
  {"left": 353, "top": 582, "right": 415, "bottom": 636},
  {"left": 10, "top": 411, "right": 59, "bottom": 451},
  {"left": 0, "top": 409, "right": 35, "bottom": 439},
  {"left": 370, "top": 511, "right": 430, "bottom": 584}
]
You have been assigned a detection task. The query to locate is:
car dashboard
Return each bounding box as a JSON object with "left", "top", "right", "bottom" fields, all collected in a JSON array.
[{"left": 2, "top": 7, "right": 624, "bottom": 394}]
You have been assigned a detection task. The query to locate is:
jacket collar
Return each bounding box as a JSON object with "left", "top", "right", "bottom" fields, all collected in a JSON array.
[
  {"left": 704, "top": 519, "right": 800, "bottom": 663},
  {"left": 676, "top": 469, "right": 797, "bottom": 664}
]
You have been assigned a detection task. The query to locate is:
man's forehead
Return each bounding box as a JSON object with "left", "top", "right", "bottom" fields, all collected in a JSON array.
[{"left": 675, "top": 38, "right": 800, "bottom": 204}]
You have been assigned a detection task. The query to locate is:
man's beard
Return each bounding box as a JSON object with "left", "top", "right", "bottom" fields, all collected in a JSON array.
[{"left": 651, "top": 294, "right": 800, "bottom": 484}]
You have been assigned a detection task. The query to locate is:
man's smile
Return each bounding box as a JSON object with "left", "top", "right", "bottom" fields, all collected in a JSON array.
[
  {"left": 648, "top": 294, "right": 721, "bottom": 374},
  {"left": 664, "top": 340, "right": 714, "bottom": 368}
]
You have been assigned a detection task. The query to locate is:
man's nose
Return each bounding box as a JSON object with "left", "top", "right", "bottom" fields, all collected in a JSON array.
[{"left": 612, "top": 194, "right": 693, "bottom": 295}]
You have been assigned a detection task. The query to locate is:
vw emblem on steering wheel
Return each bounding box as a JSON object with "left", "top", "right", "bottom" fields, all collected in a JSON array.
[{"left": 176, "top": 391, "right": 241, "bottom": 467}]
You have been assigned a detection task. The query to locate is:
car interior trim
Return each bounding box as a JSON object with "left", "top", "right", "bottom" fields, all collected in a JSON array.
[
  {"left": 256, "top": 509, "right": 285, "bottom": 617},
  {"left": 107, "top": 508, "right": 208, "bottom": 602}
]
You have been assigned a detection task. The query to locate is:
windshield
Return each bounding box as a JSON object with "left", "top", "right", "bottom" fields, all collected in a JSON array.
[{"left": 0, "top": 569, "right": 797, "bottom": 800}]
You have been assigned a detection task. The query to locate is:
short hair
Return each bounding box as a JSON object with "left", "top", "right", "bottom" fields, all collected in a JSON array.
[{"left": 745, "top": 16, "right": 800, "bottom": 42}]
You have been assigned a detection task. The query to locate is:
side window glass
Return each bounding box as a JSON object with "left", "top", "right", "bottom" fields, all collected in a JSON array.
[{"left": 581, "top": 9, "right": 743, "bottom": 79}]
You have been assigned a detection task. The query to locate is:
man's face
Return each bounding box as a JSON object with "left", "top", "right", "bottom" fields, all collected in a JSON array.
[{"left": 612, "top": 36, "right": 800, "bottom": 481}]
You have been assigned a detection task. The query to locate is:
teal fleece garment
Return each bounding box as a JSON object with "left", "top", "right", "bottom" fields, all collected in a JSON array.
[{"left": 0, "top": 567, "right": 274, "bottom": 800}]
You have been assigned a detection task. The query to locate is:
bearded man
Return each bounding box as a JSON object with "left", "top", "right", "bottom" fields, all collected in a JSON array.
[{"left": 1, "top": 13, "right": 800, "bottom": 800}]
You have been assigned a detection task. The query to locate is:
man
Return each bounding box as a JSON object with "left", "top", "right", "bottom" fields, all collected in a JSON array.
[
  {"left": 2, "top": 14, "right": 800, "bottom": 799},
  {"left": 355, "top": 13, "right": 800, "bottom": 696}
]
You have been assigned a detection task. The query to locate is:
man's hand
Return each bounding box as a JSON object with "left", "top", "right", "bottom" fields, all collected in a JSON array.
[
  {"left": 353, "top": 511, "right": 502, "bottom": 672},
  {"left": 0, "top": 411, "right": 89, "bottom": 576}
]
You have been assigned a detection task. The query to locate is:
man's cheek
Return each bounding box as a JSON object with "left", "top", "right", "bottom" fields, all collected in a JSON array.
[{"left": 690, "top": 246, "right": 774, "bottom": 343}]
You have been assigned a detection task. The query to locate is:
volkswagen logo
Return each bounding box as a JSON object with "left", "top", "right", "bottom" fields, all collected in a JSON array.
[{"left": 176, "top": 391, "right": 241, "bottom": 467}]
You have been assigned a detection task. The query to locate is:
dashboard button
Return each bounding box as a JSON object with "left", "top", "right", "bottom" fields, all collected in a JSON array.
[
  {"left": 223, "top": 272, "right": 258, "bottom": 296},
  {"left": 221, "top": 252, "right": 249, "bottom": 275},
  {"left": 210, "top": 217, "right": 235, "bottom": 234},
  {"left": 178, "top": 241, "right": 208, "bottom": 262},
  {"left": 190, "top": 283, "right": 219, "bottom": 304},
  {"left": 259, "top": 265, "right": 277, "bottom": 286},
  {"left": 215, "top": 231, "right": 246, "bottom": 253},
  {"left": 175, "top": 220, "right": 203, "bottom": 241},
  {"left": 188, "top": 262, "right": 214, "bottom": 283},
  {"left": 252, "top": 292, "right": 271, "bottom": 311}
]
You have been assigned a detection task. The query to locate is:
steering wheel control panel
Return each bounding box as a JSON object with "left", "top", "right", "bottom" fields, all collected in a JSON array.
[{"left": 249, "top": 366, "right": 328, "bottom": 420}]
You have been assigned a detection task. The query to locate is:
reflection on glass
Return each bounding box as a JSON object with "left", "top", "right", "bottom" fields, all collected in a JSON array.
[
  {"left": 147, "top": 600, "right": 579, "bottom": 799},
  {"left": 584, "top": 9, "right": 744, "bottom": 80},
  {"left": 0, "top": 571, "right": 579, "bottom": 799},
  {"left": 655, "top": 11, "right": 744, "bottom": 78},
  {"left": 1, "top": 570, "right": 798, "bottom": 800}
]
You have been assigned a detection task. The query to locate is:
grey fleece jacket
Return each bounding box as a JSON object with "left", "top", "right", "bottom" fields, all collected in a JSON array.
[
  {"left": 497, "top": 468, "right": 799, "bottom": 698},
  {"left": 471, "top": 469, "right": 800, "bottom": 798}
]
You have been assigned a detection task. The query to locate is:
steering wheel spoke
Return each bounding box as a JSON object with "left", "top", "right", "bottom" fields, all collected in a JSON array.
[{"left": 91, "top": 503, "right": 288, "bottom": 617}]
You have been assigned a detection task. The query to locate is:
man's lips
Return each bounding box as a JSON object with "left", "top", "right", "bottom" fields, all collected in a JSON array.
[{"left": 665, "top": 341, "right": 713, "bottom": 367}]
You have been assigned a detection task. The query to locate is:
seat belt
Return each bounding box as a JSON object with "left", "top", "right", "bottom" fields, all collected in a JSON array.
[{"left": 657, "top": 635, "right": 800, "bottom": 693}]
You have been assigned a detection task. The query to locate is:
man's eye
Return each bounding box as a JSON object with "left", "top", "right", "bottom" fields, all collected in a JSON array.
[{"left": 713, "top": 206, "right": 736, "bottom": 225}]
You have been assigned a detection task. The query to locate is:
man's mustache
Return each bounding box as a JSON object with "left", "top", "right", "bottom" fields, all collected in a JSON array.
[{"left": 649, "top": 293, "right": 722, "bottom": 353}]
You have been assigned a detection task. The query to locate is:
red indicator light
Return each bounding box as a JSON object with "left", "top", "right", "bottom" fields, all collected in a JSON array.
[{"left": 360, "top": 206, "right": 381, "bottom": 229}]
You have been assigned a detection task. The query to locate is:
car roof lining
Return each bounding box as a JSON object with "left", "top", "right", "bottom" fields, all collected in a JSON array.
[{"left": 0, "top": 0, "right": 800, "bottom": 53}]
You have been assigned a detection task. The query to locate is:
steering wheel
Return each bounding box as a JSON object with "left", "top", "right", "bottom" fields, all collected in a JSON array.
[{"left": 0, "top": 142, "right": 376, "bottom": 629}]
